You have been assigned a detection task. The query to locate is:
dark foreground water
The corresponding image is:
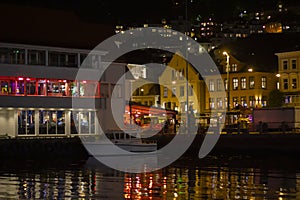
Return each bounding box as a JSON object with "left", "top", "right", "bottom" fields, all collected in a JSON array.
[{"left": 1, "top": 155, "right": 300, "bottom": 199}]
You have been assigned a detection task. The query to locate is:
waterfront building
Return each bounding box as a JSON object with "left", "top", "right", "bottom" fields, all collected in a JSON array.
[
  {"left": 275, "top": 50, "right": 300, "bottom": 106},
  {"left": 0, "top": 42, "right": 126, "bottom": 137},
  {"left": 204, "top": 53, "right": 278, "bottom": 112},
  {"left": 159, "top": 53, "right": 206, "bottom": 118}
]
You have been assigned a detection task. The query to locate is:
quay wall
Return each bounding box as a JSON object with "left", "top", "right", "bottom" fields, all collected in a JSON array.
[
  {"left": 0, "top": 137, "right": 89, "bottom": 160},
  {"left": 1, "top": 133, "right": 300, "bottom": 160}
]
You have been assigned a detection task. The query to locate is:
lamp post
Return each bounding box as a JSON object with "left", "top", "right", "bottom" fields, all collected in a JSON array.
[{"left": 223, "top": 52, "right": 230, "bottom": 125}]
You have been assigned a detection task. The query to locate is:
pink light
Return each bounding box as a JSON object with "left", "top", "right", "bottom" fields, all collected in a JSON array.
[
  {"left": 63, "top": 80, "right": 67, "bottom": 83},
  {"left": 18, "top": 77, "right": 24, "bottom": 81},
  {"left": 82, "top": 80, "right": 87, "bottom": 83},
  {"left": 26, "top": 78, "right": 31, "bottom": 81}
]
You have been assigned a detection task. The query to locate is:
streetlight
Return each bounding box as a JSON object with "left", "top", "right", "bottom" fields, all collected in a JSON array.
[{"left": 223, "top": 51, "right": 230, "bottom": 113}]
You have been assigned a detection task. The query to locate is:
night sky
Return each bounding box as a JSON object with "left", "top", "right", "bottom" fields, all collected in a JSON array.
[{"left": 3, "top": 0, "right": 300, "bottom": 24}]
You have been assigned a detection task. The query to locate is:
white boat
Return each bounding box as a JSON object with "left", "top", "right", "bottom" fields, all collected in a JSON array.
[{"left": 81, "top": 130, "right": 157, "bottom": 157}]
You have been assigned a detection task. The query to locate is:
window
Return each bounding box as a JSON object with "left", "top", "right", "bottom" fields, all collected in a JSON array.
[
  {"left": 283, "top": 60, "right": 288, "bottom": 70},
  {"left": 171, "top": 70, "right": 175, "bottom": 80},
  {"left": 217, "top": 79, "right": 222, "bottom": 91},
  {"left": 0, "top": 48, "right": 25, "bottom": 64},
  {"left": 188, "top": 85, "right": 193, "bottom": 96},
  {"left": 283, "top": 79, "right": 288, "bottom": 90},
  {"left": 292, "top": 78, "right": 297, "bottom": 89},
  {"left": 224, "top": 97, "right": 228, "bottom": 109},
  {"left": 28, "top": 50, "right": 46, "bottom": 65},
  {"left": 48, "top": 52, "right": 77, "bottom": 67},
  {"left": 209, "top": 80, "right": 215, "bottom": 91},
  {"left": 172, "top": 86, "right": 176, "bottom": 97},
  {"left": 262, "top": 76, "right": 267, "bottom": 89},
  {"left": 241, "top": 96, "right": 246, "bottom": 107},
  {"left": 224, "top": 79, "right": 228, "bottom": 91},
  {"left": 241, "top": 77, "right": 246, "bottom": 89},
  {"left": 232, "top": 64, "right": 237, "bottom": 72},
  {"left": 233, "top": 97, "right": 238, "bottom": 107},
  {"left": 217, "top": 98, "right": 222, "bottom": 109},
  {"left": 71, "top": 111, "right": 95, "bottom": 134},
  {"left": 180, "top": 86, "right": 184, "bottom": 97},
  {"left": 39, "top": 110, "right": 65, "bottom": 135},
  {"left": 262, "top": 96, "right": 267, "bottom": 107},
  {"left": 232, "top": 78, "right": 238, "bottom": 90},
  {"left": 249, "top": 76, "right": 255, "bottom": 89},
  {"left": 179, "top": 69, "right": 184, "bottom": 80},
  {"left": 292, "top": 60, "right": 297, "bottom": 69},
  {"left": 163, "top": 87, "right": 168, "bottom": 98},
  {"left": 18, "top": 110, "right": 35, "bottom": 135},
  {"left": 249, "top": 96, "right": 255, "bottom": 107},
  {"left": 209, "top": 98, "right": 215, "bottom": 109}
]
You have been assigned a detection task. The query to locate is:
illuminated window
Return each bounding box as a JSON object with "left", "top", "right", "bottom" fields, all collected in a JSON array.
[
  {"left": 217, "top": 98, "right": 222, "bottom": 108},
  {"left": 262, "top": 77, "right": 267, "bottom": 89},
  {"left": 209, "top": 80, "right": 215, "bottom": 91},
  {"left": 233, "top": 97, "right": 238, "bottom": 107},
  {"left": 262, "top": 96, "right": 267, "bottom": 107},
  {"left": 232, "top": 78, "right": 238, "bottom": 90},
  {"left": 292, "top": 78, "right": 297, "bottom": 89},
  {"left": 209, "top": 98, "right": 215, "bottom": 109},
  {"left": 18, "top": 110, "right": 35, "bottom": 135},
  {"left": 179, "top": 69, "right": 184, "bottom": 80},
  {"left": 249, "top": 96, "right": 255, "bottom": 107},
  {"left": 232, "top": 64, "right": 237, "bottom": 72},
  {"left": 224, "top": 79, "right": 228, "bottom": 90},
  {"left": 249, "top": 76, "right": 255, "bottom": 89},
  {"left": 241, "top": 96, "right": 246, "bottom": 107},
  {"left": 241, "top": 77, "right": 246, "bottom": 89},
  {"left": 39, "top": 110, "right": 65, "bottom": 135},
  {"left": 172, "top": 86, "right": 176, "bottom": 97}
]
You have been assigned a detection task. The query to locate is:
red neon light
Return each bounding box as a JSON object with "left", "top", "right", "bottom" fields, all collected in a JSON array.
[{"left": 18, "top": 77, "right": 24, "bottom": 81}]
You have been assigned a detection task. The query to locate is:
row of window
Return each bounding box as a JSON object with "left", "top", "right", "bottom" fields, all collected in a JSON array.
[
  {"left": 209, "top": 96, "right": 267, "bottom": 109},
  {"left": 18, "top": 110, "right": 96, "bottom": 135},
  {"left": 208, "top": 76, "right": 266, "bottom": 91},
  {"left": 282, "top": 59, "right": 297, "bottom": 70},
  {"left": 163, "top": 85, "right": 194, "bottom": 98},
  {"left": 283, "top": 78, "right": 298, "bottom": 90},
  {"left": 0, "top": 47, "right": 102, "bottom": 68},
  {"left": 0, "top": 76, "right": 122, "bottom": 98}
]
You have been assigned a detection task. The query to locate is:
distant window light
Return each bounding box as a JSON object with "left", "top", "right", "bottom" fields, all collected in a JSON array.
[{"left": 262, "top": 76, "right": 267, "bottom": 89}]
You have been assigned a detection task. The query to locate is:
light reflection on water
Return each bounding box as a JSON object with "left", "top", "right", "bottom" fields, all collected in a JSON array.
[{"left": 0, "top": 156, "right": 300, "bottom": 199}]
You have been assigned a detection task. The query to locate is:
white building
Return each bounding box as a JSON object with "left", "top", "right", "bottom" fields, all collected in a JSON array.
[{"left": 0, "top": 43, "right": 126, "bottom": 137}]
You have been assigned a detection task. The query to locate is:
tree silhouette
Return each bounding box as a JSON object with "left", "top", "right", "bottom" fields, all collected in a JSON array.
[{"left": 268, "top": 89, "right": 284, "bottom": 108}]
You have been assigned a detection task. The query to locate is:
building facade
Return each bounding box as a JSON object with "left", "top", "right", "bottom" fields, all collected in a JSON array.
[
  {"left": 204, "top": 54, "right": 278, "bottom": 112},
  {"left": 276, "top": 50, "right": 300, "bottom": 106},
  {"left": 0, "top": 43, "right": 126, "bottom": 137},
  {"left": 159, "top": 53, "right": 205, "bottom": 117}
]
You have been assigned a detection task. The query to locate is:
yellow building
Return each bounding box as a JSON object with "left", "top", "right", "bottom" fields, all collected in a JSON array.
[
  {"left": 159, "top": 53, "right": 205, "bottom": 116},
  {"left": 204, "top": 54, "right": 278, "bottom": 112},
  {"left": 275, "top": 50, "right": 300, "bottom": 106}
]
